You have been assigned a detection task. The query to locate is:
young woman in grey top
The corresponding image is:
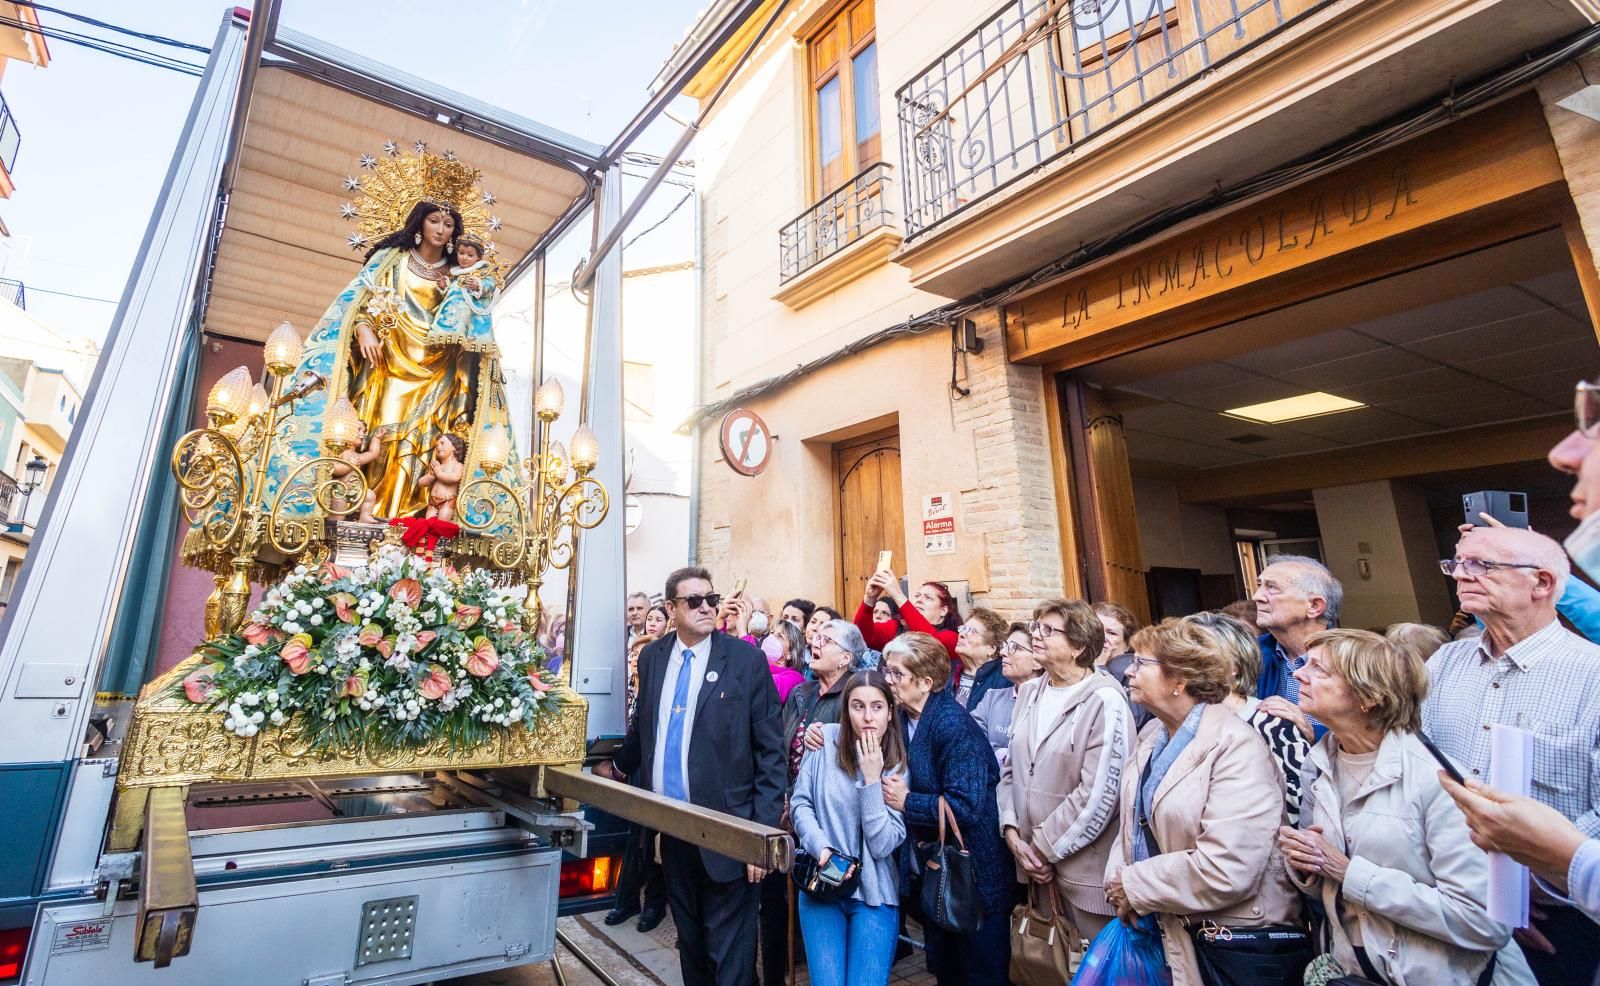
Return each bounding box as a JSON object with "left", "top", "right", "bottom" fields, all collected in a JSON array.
[{"left": 789, "top": 670, "right": 908, "bottom": 986}]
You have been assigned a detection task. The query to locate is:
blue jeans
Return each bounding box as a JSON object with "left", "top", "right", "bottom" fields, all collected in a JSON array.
[{"left": 796, "top": 894, "right": 899, "bottom": 986}]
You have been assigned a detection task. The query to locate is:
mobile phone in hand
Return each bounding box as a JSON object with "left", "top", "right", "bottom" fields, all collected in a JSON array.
[
  {"left": 818, "top": 852, "right": 851, "bottom": 885},
  {"left": 876, "top": 550, "right": 893, "bottom": 573},
  {"left": 1418, "top": 731, "right": 1466, "bottom": 785}
]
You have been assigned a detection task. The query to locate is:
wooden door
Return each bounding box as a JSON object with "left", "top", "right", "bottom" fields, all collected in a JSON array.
[
  {"left": 1062, "top": 377, "right": 1151, "bottom": 624},
  {"left": 836, "top": 431, "right": 906, "bottom": 613}
]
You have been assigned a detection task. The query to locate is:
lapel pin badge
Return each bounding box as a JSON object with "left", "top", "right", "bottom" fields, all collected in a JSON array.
[{"left": 706, "top": 670, "right": 719, "bottom": 683}]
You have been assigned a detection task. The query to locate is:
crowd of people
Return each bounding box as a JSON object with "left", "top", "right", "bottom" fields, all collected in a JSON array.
[{"left": 597, "top": 379, "right": 1600, "bottom": 986}]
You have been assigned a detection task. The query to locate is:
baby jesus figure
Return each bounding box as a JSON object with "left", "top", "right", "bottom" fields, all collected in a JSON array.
[
  {"left": 430, "top": 233, "right": 497, "bottom": 351},
  {"left": 418, "top": 433, "right": 467, "bottom": 522},
  {"left": 330, "top": 421, "right": 383, "bottom": 523}
]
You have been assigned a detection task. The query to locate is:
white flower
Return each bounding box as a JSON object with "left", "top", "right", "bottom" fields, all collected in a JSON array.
[
  {"left": 310, "top": 614, "right": 323, "bottom": 627},
  {"left": 269, "top": 709, "right": 285, "bottom": 725},
  {"left": 265, "top": 691, "right": 279, "bottom": 704},
  {"left": 312, "top": 598, "right": 325, "bottom": 609},
  {"left": 283, "top": 621, "right": 302, "bottom": 634},
  {"left": 223, "top": 716, "right": 236, "bottom": 731},
  {"left": 250, "top": 710, "right": 265, "bottom": 724},
  {"left": 243, "top": 644, "right": 261, "bottom": 658}
]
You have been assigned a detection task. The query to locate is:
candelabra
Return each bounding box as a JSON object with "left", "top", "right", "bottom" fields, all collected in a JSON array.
[
  {"left": 457, "top": 376, "right": 609, "bottom": 639},
  {"left": 172, "top": 321, "right": 367, "bottom": 637}
]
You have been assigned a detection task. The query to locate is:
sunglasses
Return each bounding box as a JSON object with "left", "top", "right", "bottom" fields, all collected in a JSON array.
[{"left": 673, "top": 593, "right": 723, "bottom": 611}]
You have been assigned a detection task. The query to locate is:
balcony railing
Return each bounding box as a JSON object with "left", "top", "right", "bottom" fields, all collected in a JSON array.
[
  {"left": 895, "top": 0, "right": 1327, "bottom": 238},
  {"left": 779, "top": 162, "right": 896, "bottom": 283},
  {"left": 0, "top": 471, "right": 18, "bottom": 527},
  {"left": 0, "top": 90, "right": 20, "bottom": 175},
  {"left": 0, "top": 278, "right": 26, "bottom": 310}
]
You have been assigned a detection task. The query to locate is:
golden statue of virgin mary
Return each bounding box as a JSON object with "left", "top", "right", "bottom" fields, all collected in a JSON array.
[{"left": 255, "top": 147, "right": 519, "bottom": 523}]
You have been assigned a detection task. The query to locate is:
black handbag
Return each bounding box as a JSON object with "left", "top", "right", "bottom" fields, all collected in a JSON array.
[
  {"left": 1189, "top": 919, "right": 1314, "bottom": 986},
  {"left": 790, "top": 848, "right": 861, "bottom": 904},
  {"left": 916, "top": 796, "right": 981, "bottom": 934}
]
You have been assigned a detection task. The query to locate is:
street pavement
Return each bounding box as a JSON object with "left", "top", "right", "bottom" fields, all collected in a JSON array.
[{"left": 449, "top": 909, "right": 939, "bottom": 985}]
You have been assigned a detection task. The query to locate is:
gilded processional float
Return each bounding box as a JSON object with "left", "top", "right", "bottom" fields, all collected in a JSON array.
[{"left": 112, "top": 144, "right": 608, "bottom": 849}]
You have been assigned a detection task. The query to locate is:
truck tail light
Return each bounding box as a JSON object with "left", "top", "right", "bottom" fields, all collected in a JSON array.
[
  {"left": 559, "top": 855, "right": 618, "bottom": 898},
  {"left": 0, "top": 926, "right": 27, "bottom": 980}
]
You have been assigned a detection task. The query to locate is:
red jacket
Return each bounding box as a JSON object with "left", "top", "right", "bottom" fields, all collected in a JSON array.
[{"left": 853, "top": 600, "right": 960, "bottom": 679}]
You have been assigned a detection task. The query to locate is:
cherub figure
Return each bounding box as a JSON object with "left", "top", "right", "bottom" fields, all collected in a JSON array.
[
  {"left": 419, "top": 433, "right": 467, "bottom": 522},
  {"left": 330, "top": 421, "right": 383, "bottom": 523}
]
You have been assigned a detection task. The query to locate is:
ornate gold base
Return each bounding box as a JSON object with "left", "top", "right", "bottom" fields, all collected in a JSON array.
[{"left": 111, "top": 653, "right": 589, "bottom": 849}]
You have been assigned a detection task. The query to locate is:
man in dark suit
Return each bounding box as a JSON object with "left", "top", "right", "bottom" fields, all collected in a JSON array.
[{"left": 615, "top": 565, "right": 785, "bottom": 986}]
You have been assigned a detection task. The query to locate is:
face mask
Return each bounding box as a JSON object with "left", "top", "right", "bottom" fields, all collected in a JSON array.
[
  {"left": 761, "top": 634, "right": 785, "bottom": 661},
  {"left": 1567, "top": 510, "right": 1600, "bottom": 581},
  {"left": 749, "top": 611, "right": 770, "bottom": 634}
]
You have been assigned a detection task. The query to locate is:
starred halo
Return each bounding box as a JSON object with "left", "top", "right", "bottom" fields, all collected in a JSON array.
[
  {"left": 413, "top": 139, "right": 428, "bottom": 154},
  {"left": 334, "top": 139, "right": 501, "bottom": 252}
]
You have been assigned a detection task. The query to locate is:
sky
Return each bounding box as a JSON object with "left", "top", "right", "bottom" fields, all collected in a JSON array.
[{"left": 0, "top": 0, "right": 706, "bottom": 345}]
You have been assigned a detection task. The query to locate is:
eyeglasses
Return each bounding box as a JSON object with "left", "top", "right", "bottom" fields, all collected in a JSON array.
[
  {"left": 673, "top": 593, "right": 722, "bottom": 611},
  {"left": 1029, "top": 620, "right": 1066, "bottom": 639},
  {"left": 1438, "top": 558, "right": 1541, "bottom": 579},
  {"left": 881, "top": 665, "right": 904, "bottom": 681},
  {"left": 956, "top": 624, "right": 987, "bottom": 639},
  {"left": 814, "top": 635, "right": 841, "bottom": 651},
  {"left": 1130, "top": 655, "right": 1161, "bottom": 671},
  {"left": 999, "top": 640, "right": 1028, "bottom": 656},
  {"left": 1577, "top": 380, "right": 1600, "bottom": 437}
]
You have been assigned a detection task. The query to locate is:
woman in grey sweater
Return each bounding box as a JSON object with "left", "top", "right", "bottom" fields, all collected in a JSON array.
[{"left": 789, "top": 669, "right": 908, "bottom": 986}]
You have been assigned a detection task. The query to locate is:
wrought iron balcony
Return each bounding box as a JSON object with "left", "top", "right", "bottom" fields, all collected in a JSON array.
[
  {"left": 895, "top": 0, "right": 1327, "bottom": 238},
  {"left": 779, "top": 162, "right": 896, "bottom": 283},
  {"left": 0, "top": 278, "right": 26, "bottom": 310},
  {"left": 0, "top": 90, "right": 20, "bottom": 175},
  {"left": 0, "top": 470, "right": 18, "bottom": 527}
]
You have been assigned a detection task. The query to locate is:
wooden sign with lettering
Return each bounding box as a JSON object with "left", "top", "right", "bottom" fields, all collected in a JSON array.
[{"left": 1006, "top": 98, "right": 1568, "bottom": 366}]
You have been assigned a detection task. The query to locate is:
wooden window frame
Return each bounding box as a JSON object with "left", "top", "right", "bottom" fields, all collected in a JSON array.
[{"left": 805, "top": 0, "right": 878, "bottom": 203}]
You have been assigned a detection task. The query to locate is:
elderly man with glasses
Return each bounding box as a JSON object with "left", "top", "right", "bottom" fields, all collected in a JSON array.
[{"left": 1424, "top": 525, "right": 1600, "bottom": 985}]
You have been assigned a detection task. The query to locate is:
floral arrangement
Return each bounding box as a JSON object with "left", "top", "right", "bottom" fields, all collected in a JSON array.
[{"left": 179, "top": 545, "right": 562, "bottom": 753}]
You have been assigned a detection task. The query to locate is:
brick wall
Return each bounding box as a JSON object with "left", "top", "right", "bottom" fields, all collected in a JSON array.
[{"left": 949, "top": 309, "right": 1068, "bottom": 620}]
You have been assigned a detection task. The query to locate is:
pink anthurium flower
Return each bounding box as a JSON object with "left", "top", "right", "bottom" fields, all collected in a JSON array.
[
  {"left": 281, "top": 633, "right": 315, "bottom": 675},
  {"left": 454, "top": 604, "right": 481, "bottom": 630},
  {"left": 465, "top": 636, "right": 500, "bottom": 678},
  {"left": 242, "top": 623, "right": 275, "bottom": 646},
  {"left": 415, "top": 630, "right": 438, "bottom": 650},
  {"left": 526, "top": 672, "right": 552, "bottom": 693},
  {"left": 339, "top": 670, "right": 368, "bottom": 699},
  {"left": 331, "top": 593, "right": 358, "bottom": 624},
  {"left": 388, "top": 578, "right": 422, "bottom": 607},
  {"left": 376, "top": 636, "right": 395, "bottom": 659},
  {"left": 419, "top": 666, "right": 452, "bottom": 701},
  {"left": 182, "top": 670, "right": 215, "bottom": 704},
  {"left": 320, "top": 561, "right": 350, "bottom": 583},
  {"left": 357, "top": 623, "right": 384, "bottom": 648}
]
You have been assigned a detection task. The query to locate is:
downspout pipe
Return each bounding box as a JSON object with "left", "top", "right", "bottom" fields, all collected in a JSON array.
[{"left": 221, "top": 0, "right": 278, "bottom": 196}]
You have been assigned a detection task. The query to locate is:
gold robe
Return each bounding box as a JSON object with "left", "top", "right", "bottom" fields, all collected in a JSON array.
[{"left": 354, "top": 259, "right": 472, "bottom": 518}]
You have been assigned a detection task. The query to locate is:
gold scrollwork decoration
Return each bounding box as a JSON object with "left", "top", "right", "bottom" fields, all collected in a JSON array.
[
  {"left": 546, "top": 477, "right": 608, "bottom": 571},
  {"left": 266, "top": 457, "right": 370, "bottom": 556},
  {"left": 171, "top": 427, "right": 249, "bottom": 549},
  {"left": 456, "top": 477, "right": 528, "bottom": 569}
]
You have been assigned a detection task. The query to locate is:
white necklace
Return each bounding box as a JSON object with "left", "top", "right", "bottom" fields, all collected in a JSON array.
[{"left": 409, "top": 249, "right": 446, "bottom": 270}]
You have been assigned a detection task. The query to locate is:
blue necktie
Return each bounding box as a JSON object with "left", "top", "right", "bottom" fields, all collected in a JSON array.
[{"left": 662, "top": 648, "right": 694, "bottom": 801}]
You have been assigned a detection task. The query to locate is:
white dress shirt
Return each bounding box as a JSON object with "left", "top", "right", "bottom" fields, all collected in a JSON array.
[{"left": 651, "top": 631, "right": 714, "bottom": 797}]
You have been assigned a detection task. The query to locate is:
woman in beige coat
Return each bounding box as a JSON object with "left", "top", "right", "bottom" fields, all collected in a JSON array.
[
  {"left": 998, "top": 598, "right": 1135, "bottom": 940},
  {"left": 1277, "top": 629, "right": 1534, "bottom": 986},
  {"left": 1104, "top": 619, "right": 1301, "bottom": 986}
]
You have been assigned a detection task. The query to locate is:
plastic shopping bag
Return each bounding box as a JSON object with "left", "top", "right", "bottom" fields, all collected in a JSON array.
[{"left": 1071, "top": 914, "right": 1171, "bottom": 986}]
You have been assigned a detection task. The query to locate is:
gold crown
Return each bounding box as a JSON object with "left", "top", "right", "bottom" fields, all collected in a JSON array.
[{"left": 337, "top": 140, "right": 503, "bottom": 252}]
